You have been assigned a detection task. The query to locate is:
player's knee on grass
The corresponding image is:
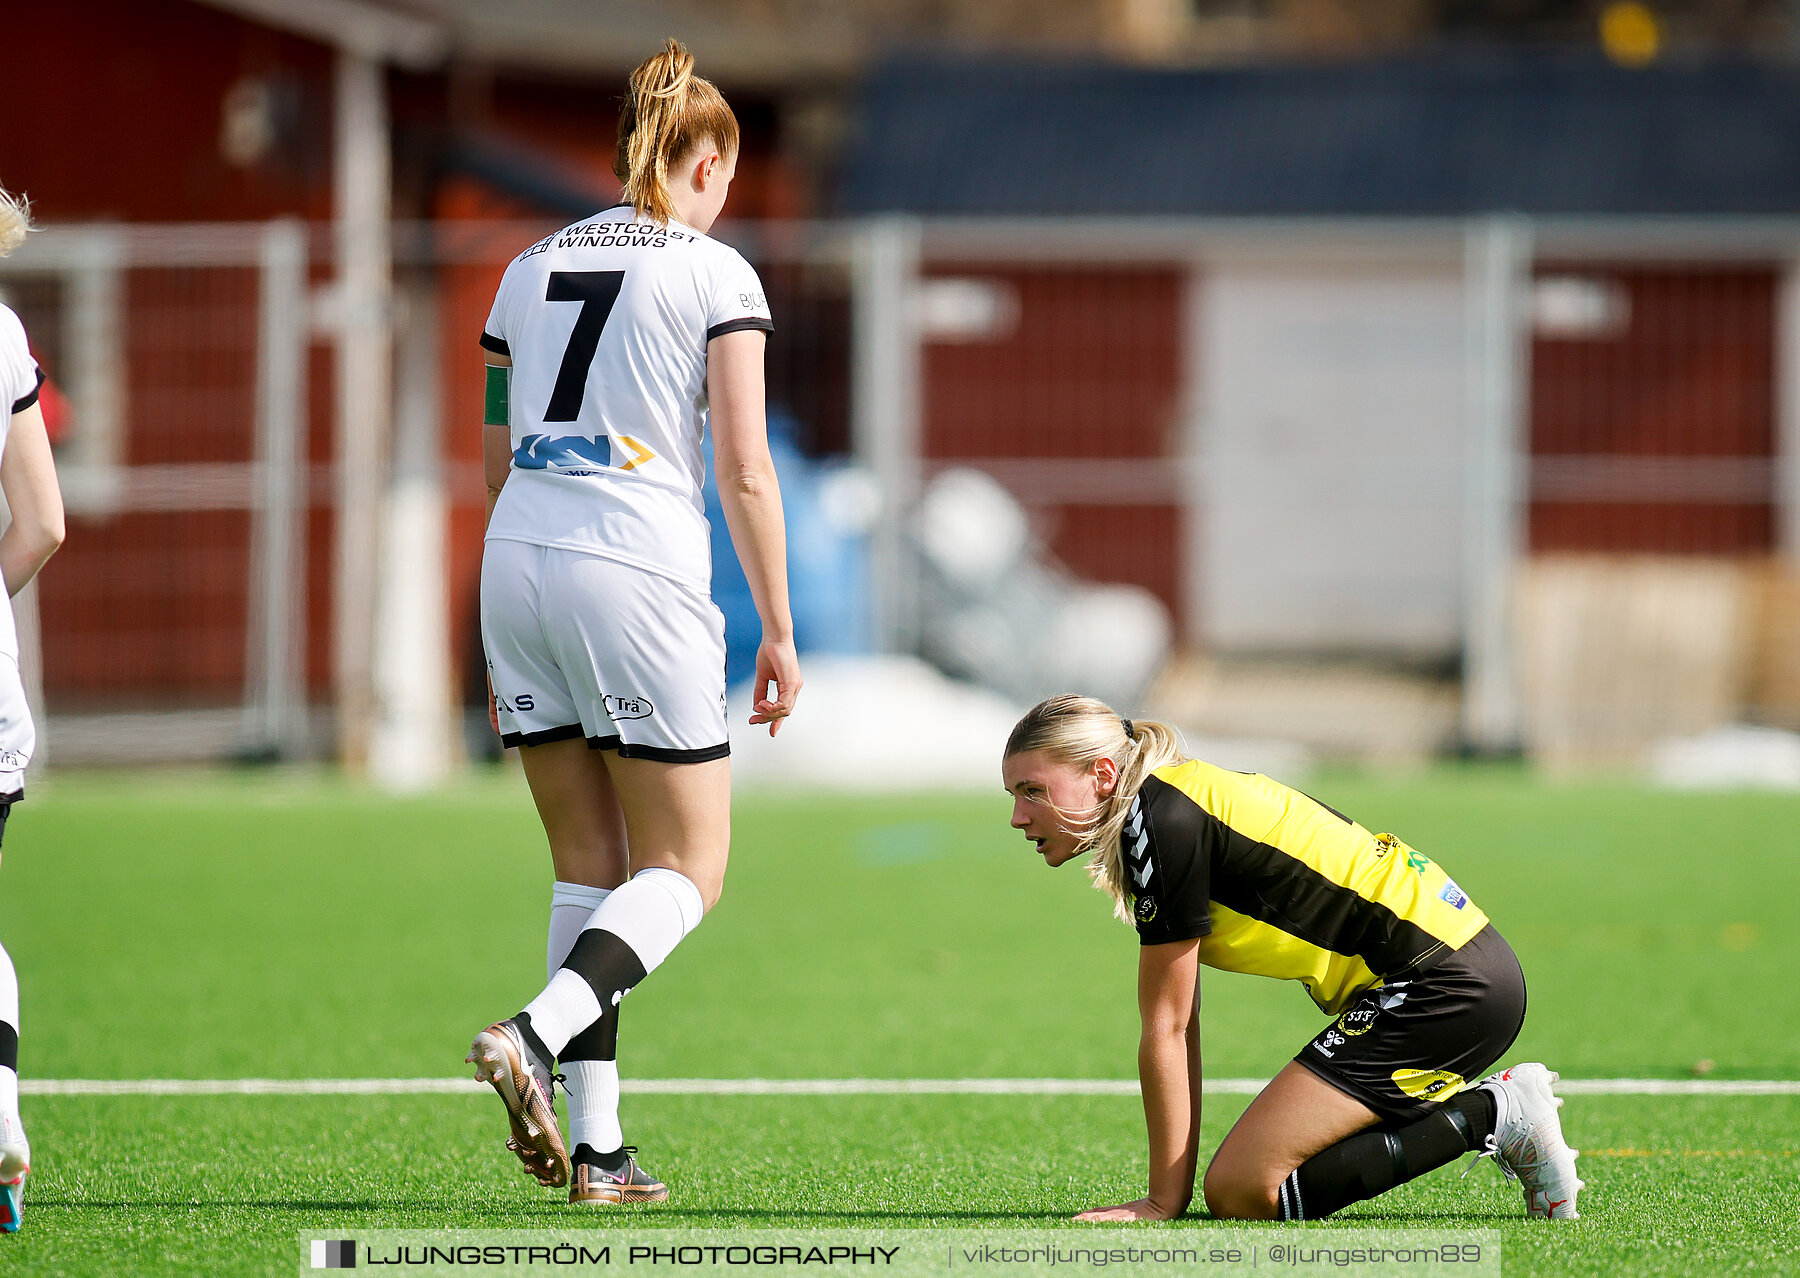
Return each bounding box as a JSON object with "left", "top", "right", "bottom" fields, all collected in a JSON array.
[{"left": 1201, "top": 1162, "right": 1281, "bottom": 1220}]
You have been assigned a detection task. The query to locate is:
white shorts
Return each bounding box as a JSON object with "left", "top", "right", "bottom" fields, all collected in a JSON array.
[{"left": 480, "top": 538, "right": 729, "bottom": 762}]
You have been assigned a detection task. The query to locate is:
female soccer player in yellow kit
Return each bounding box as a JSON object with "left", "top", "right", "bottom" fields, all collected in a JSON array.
[{"left": 1003, "top": 695, "right": 1583, "bottom": 1222}]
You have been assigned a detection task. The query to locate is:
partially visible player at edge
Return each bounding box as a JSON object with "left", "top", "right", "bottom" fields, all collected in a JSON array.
[
  {"left": 466, "top": 41, "right": 799, "bottom": 1205},
  {"left": 0, "top": 187, "right": 68, "bottom": 1235},
  {"left": 1003, "top": 696, "right": 1583, "bottom": 1223}
]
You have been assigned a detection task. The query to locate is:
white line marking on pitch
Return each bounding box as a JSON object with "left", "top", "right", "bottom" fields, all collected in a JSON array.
[{"left": 18, "top": 1077, "right": 1800, "bottom": 1097}]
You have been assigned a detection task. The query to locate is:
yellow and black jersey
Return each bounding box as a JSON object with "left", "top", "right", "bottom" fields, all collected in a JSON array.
[{"left": 1125, "top": 760, "right": 1490, "bottom": 1015}]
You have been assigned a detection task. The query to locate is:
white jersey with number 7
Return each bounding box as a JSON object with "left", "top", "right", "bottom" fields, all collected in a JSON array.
[{"left": 482, "top": 203, "right": 773, "bottom": 595}]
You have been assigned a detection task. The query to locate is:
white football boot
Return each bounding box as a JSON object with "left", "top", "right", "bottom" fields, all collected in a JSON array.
[{"left": 1471, "top": 1063, "right": 1584, "bottom": 1219}]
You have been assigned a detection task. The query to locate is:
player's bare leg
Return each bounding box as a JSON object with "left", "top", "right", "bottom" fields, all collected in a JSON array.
[
  {"left": 601, "top": 754, "right": 729, "bottom": 912},
  {"left": 1207, "top": 1060, "right": 1528, "bottom": 1222},
  {"left": 1203, "top": 1062, "right": 1382, "bottom": 1219},
  {"left": 520, "top": 738, "right": 629, "bottom": 891},
  {"left": 471, "top": 752, "right": 727, "bottom": 1203},
  {"left": 469, "top": 740, "right": 632, "bottom": 1186},
  {"left": 558, "top": 753, "right": 725, "bottom": 1203}
]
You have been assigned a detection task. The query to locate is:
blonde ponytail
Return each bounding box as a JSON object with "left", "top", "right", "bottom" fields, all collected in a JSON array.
[
  {"left": 1005, "top": 695, "right": 1188, "bottom": 924},
  {"left": 614, "top": 40, "right": 740, "bottom": 226},
  {"left": 0, "top": 187, "right": 37, "bottom": 258}
]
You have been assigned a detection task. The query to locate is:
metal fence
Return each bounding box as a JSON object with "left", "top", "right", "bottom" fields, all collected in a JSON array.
[{"left": 3, "top": 213, "right": 1797, "bottom": 776}]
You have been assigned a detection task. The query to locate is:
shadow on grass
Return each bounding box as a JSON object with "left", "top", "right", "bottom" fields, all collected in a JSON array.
[
  {"left": 1337, "top": 1209, "right": 1525, "bottom": 1225},
  {"left": 655, "top": 1210, "right": 1078, "bottom": 1223}
]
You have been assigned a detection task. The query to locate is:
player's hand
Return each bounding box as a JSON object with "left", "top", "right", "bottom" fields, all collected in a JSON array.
[
  {"left": 1074, "top": 1198, "right": 1178, "bottom": 1222},
  {"left": 747, "top": 636, "right": 801, "bottom": 737}
]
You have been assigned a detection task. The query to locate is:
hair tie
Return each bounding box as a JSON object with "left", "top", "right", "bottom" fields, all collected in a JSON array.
[{"left": 1121, "top": 718, "right": 1135, "bottom": 741}]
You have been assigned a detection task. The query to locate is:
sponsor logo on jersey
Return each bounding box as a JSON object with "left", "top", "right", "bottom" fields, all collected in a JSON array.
[
  {"left": 1134, "top": 894, "right": 1158, "bottom": 924},
  {"left": 1390, "top": 1068, "right": 1466, "bottom": 1101},
  {"left": 739, "top": 291, "right": 766, "bottom": 309},
  {"left": 1439, "top": 879, "right": 1469, "bottom": 909},
  {"left": 513, "top": 433, "right": 607, "bottom": 470},
  {"left": 554, "top": 222, "right": 697, "bottom": 250},
  {"left": 511, "top": 433, "right": 657, "bottom": 475},
  {"left": 1377, "top": 833, "right": 1431, "bottom": 874},
  {"left": 604, "top": 694, "right": 654, "bottom": 721}
]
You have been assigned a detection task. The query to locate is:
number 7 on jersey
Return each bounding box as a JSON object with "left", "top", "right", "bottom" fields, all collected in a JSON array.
[{"left": 544, "top": 270, "right": 625, "bottom": 422}]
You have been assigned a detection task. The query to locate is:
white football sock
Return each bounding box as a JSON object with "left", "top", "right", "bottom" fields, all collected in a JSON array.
[
  {"left": 548, "top": 881, "right": 612, "bottom": 980},
  {"left": 519, "top": 970, "right": 601, "bottom": 1057},
  {"left": 519, "top": 867, "right": 705, "bottom": 1058},
  {"left": 591, "top": 867, "right": 705, "bottom": 969},
  {"left": 547, "top": 882, "right": 618, "bottom": 1152},
  {"left": 564, "top": 1058, "right": 622, "bottom": 1153}
]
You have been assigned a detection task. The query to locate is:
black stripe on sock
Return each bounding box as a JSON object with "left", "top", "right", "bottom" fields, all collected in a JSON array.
[
  {"left": 561, "top": 928, "right": 649, "bottom": 1008},
  {"left": 559, "top": 1012, "right": 618, "bottom": 1064},
  {"left": 0, "top": 1021, "right": 15, "bottom": 1073}
]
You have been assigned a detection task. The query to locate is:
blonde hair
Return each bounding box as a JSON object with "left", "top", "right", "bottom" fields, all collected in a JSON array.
[
  {"left": 1005, "top": 694, "right": 1187, "bottom": 923},
  {"left": 614, "top": 40, "right": 740, "bottom": 227},
  {"left": 0, "top": 187, "right": 37, "bottom": 258}
]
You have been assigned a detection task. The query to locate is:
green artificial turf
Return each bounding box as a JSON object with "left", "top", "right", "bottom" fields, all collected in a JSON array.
[{"left": 0, "top": 766, "right": 1794, "bottom": 1275}]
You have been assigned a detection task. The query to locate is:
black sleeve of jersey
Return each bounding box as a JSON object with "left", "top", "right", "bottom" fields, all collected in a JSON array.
[
  {"left": 1130, "top": 774, "right": 1215, "bottom": 946},
  {"left": 479, "top": 332, "right": 510, "bottom": 356},
  {"left": 10, "top": 367, "right": 43, "bottom": 415},
  {"left": 706, "top": 317, "right": 774, "bottom": 341}
]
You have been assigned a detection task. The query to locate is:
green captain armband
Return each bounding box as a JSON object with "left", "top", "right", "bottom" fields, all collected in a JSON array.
[{"left": 484, "top": 364, "right": 510, "bottom": 426}]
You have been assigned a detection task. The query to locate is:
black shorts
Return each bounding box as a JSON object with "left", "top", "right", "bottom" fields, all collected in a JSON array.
[{"left": 1295, "top": 924, "right": 1527, "bottom": 1125}]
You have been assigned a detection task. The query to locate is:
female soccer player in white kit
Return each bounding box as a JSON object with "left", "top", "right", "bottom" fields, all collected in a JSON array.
[
  {"left": 466, "top": 42, "right": 800, "bottom": 1204},
  {"left": 0, "top": 187, "right": 68, "bottom": 1234}
]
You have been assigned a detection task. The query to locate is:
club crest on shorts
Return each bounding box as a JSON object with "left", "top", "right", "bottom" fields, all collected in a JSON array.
[
  {"left": 1337, "top": 1005, "right": 1379, "bottom": 1036},
  {"left": 603, "top": 694, "right": 655, "bottom": 721},
  {"left": 1133, "top": 894, "right": 1157, "bottom": 924}
]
